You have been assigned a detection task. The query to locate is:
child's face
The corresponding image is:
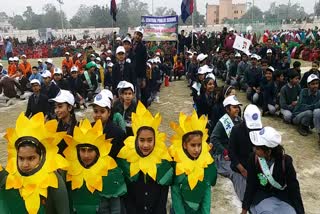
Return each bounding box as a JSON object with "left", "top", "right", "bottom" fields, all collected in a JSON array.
[
  {"left": 54, "top": 103, "right": 72, "bottom": 121},
  {"left": 121, "top": 89, "right": 134, "bottom": 104},
  {"left": 265, "top": 70, "right": 273, "bottom": 81},
  {"left": 137, "top": 129, "right": 155, "bottom": 156},
  {"left": 312, "top": 63, "right": 319, "bottom": 71},
  {"left": 198, "top": 74, "right": 205, "bottom": 81},
  {"left": 277, "top": 74, "right": 284, "bottom": 82},
  {"left": 290, "top": 76, "right": 300, "bottom": 85},
  {"left": 254, "top": 147, "right": 271, "bottom": 159},
  {"left": 205, "top": 79, "right": 215, "bottom": 92},
  {"left": 261, "top": 63, "right": 268, "bottom": 71},
  {"left": 183, "top": 135, "right": 202, "bottom": 159},
  {"left": 108, "top": 67, "right": 112, "bottom": 72},
  {"left": 31, "top": 84, "right": 40, "bottom": 93},
  {"left": 283, "top": 57, "right": 288, "bottom": 63},
  {"left": 79, "top": 147, "right": 97, "bottom": 167},
  {"left": 53, "top": 74, "right": 62, "bottom": 81},
  {"left": 43, "top": 77, "right": 51, "bottom": 84},
  {"left": 71, "top": 71, "right": 78, "bottom": 79},
  {"left": 93, "top": 105, "right": 110, "bottom": 124},
  {"left": 116, "top": 52, "right": 125, "bottom": 61},
  {"left": 18, "top": 146, "right": 40, "bottom": 174},
  {"left": 227, "top": 105, "right": 240, "bottom": 118},
  {"left": 32, "top": 68, "right": 37, "bottom": 74}
]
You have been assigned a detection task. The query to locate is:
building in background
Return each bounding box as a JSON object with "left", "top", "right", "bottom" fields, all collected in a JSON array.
[{"left": 206, "top": 0, "right": 246, "bottom": 25}]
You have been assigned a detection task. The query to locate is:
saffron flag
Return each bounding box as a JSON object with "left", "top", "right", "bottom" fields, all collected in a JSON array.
[
  {"left": 181, "top": 0, "right": 194, "bottom": 23},
  {"left": 110, "top": 0, "right": 117, "bottom": 22}
]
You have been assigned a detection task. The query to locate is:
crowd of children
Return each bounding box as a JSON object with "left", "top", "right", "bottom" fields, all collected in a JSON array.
[{"left": 0, "top": 26, "right": 313, "bottom": 213}]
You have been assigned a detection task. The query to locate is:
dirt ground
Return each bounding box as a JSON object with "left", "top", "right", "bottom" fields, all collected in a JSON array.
[{"left": 0, "top": 58, "right": 319, "bottom": 213}]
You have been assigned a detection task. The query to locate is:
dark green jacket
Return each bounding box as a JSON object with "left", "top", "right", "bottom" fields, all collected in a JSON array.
[
  {"left": 293, "top": 88, "right": 320, "bottom": 116},
  {"left": 0, "top": 171, "right": 69, "bottom": 214},
  {"left": 171, "top": 162, "right": 217, "bottom": 214}
]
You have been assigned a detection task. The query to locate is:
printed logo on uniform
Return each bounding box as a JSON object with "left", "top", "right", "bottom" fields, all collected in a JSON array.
[
  {"left": 233, "top": 96, "right": 238, "bottom": 101},
  {"left": 252, "top": 113, "right": 258, "bottom": 120}
]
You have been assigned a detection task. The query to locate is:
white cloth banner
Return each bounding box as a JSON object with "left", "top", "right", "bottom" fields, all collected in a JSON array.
[{"left": 233, "top": 35, "right": 252, "bottom": 55}]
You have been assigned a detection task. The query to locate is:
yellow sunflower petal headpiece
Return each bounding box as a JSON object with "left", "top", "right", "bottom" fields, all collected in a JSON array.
[
  {"left": 4, "top": 112, "right": 69, "bottom": 214},
  {"left": 169, "top": 110, "right": 214, "bottom": 190},
  {"left": 63, "top": 119, "right": 117, "bottom": 193},
  {"left": 117, "top": 101, "right": 171, "bottom": 181}
]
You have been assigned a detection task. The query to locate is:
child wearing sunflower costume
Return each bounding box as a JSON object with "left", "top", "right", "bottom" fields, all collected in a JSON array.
[
  {"left": 117, "top": 102, "right": 173, "bottom": 214},
  {"left": 169, "top": 111, "right": 217, "bottom": 214},
  {"left": 63, "top": 119, "right": 127, "bottom": 214},
  {"left": 0, "top": 112, "right": 70, "bottom": 214}
]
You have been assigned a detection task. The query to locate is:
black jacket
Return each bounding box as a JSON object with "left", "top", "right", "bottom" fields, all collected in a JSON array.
[
  {"left": 112, "top": 62, "right": 136, "bottom": 95},
  {"left": 67, "top": 76, "right": 85, "bottom": 97},
  {"left": 41, "top": 82, "right": 60, "bottom": 99},
  {"left": 242, "top": 153, "right": 304, "bottom": 214},
  {"left": 103, "top": 120, "right": 126, "bottom": 159},
  {"left": 56, "top": 118, "right": 78, "bottom": 156},
  {"left": 132, "top": 41, "right": 148, "bottom": 79},
  {"left": 25, "top": 93, "right": 49, "bottom": 118},
  {"left": 229, "top": 122, "right": 254, "bottom": 173},
  {"left": 112, "top": 100, "right": 137, "bottom": 136},
  {"left": 124, "top": 172, "right": 168, "bottom": 214}
]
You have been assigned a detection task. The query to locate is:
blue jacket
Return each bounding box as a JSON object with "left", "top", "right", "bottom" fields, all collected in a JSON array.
[{"left": 293, "top": 88, "right": 320, "bottom": 116}]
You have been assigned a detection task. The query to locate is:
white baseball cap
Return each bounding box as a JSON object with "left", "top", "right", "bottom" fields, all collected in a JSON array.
[
  {"left": 41, "top": 70, "right": 52, "bottom": 78},
  {"left": 205, "top": 73, "right": 216, "bottom": 81},
  {"left": 30, "top": 79, "right": 41, "bottom": 85},
  {"left": 8, "top": 57, "right": 13, "bottom": 61},
  {"left": 90, "top": 90, "right": 112, "bottom": 109},
  {"left": 95, "top": 57, "right": 101, "bottom": 62},
  {"left": 37, "top": 59, "right": 43, "bottom": 62},
  {"left": 116, "top": 46, "right": 126, "bottom": 54},
  {"left": 223, "top": 95, "right": 242, "bottom": 107},
  {"left": 229, "top": 27, "right": 234, "bottom": 32},
  {"left": 266, "top": 49, "right": 273, "bottom": 54},
  {"left": 46, "top": 58, "right": 53, "bottom": 64},
  {"left": 116, "top": 37, "right": 122, "bottom": 41},
  {"left": 251, "top": 54, "right": 259, "bottom": 60},
  {"left": 21, "top": 54, "right": 27, "bottom": 58},
  {"left": 70, "top": 66, "right": 78, "bottom": 72},
  {"left": 307, "top": 74, "right": 319, "bottom": 84},
  {"left": 235, "top": 52, "right": 241, "bottom": 57},
  {"left": 49, "top": 90, "right": 75, "bottom": 106},
  {"left": 107, "top": 62, "right": 114, "bottom": 67},
  {"left": 106, "top": 57, "right": 111, "bottom": 61},
  {"left": 107, "top": 50, "right": 112, "bottom": 54},
  {"left": 135, "top": 26, "right": 144, "bottom": 35},
  {"left": 123, "top": 36, "right": 132, "bottom": 43},
  {"left": 53, "top": 68, "right": 63, "bottom": 74},
  {"left": 197, "top": 67, "right": 207, "bottom": 75},
  {"left": 244, "top": 104, "right": 263, "bottom": 129},
  {"left": 117, "top": 80, "right": 134, "bottom": 92},
  {"left": 249, "top": 126, "right": 281, "bottom": 148},
  {"left": 266, "top": 66, "right": 275, "bottom": 73},
  {"left": 65, "top": 52, "right": 70, "bottom": 55},
  {"left": 13, "top": 57, "right": 19, "bottom": 61},
  {"left": 77, "top": 53, "right": 82, "bottom": 58},
  {"left": 197, "top": 53, "right": 208, "bottom": 62}
]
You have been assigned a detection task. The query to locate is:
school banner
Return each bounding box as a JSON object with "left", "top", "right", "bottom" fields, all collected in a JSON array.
[
  {"left": 141, "top": 15, "right": 178, "bottom": 41},
  {"left": 233, "top": 35, "right": 252, "bottom": 55}
]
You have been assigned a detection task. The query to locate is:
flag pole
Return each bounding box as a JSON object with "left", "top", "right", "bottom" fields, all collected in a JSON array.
[{"left": 191, "top": 0, "right": 194, "bottom": 48}]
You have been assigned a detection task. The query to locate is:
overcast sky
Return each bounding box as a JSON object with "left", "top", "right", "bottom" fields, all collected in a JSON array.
[{"left": 1, "top": 0, "right": 314, "bottom": 19}]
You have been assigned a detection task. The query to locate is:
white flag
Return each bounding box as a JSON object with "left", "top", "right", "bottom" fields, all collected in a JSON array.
[{"left": 233, "top": 35, "right": 252, "bottom": 55}]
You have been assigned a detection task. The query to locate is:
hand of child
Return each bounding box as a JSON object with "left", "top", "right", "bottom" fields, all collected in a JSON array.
[{"left": 223, "top": 149, "right": 230, "bottom": 161}]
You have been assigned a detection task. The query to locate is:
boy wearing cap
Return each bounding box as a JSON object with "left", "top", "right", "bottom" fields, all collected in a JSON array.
[
  {"left": 90, "top": 89, "right": 126, "bottom": 158},
  {"left": 8, "top": 58, "right": 17, "bottom": 77},
  {"left": 52, "top": 68, "right": 70, "bottom": 90},
  {"left": 104, "top": 62, "right": 114, "bottom": 90},
  {"left": 68, "top": 66, "right": 86, "bottom": 109},
  {"left": 29, "top": 66, "right": 43, "bottom": 83},
  {"left": 62, "top": 52, "right": 74, "bottom": 73},
  {"left": 300, "top": 60, "right": 320, "bottom": 89},
  {"left": 280, "top": 71, "right": 301, "bottom": 123},
  {"left": 112, "top": 46, "right": 136, "bottom": 96},
  {"left": 293, "top": 74, "right": 320, "bottom": 139},
  {"left": 237, "top": 53, "right": 249, "bottom": 90},
  {"left": 229, "top": 104, "right": 263, "bottom": 201},
  {"left": 25, "top": 79, "right": 49, "bottom": 118},
  {"left": 74, "top": 53, "right": 87, "bottom": 74},
  {"left": 241, "top": 127, "right": 304, "bottom": 214},
  {"left": 37, "top": 59, "right": 47, "bottom": 74},
  {"left": 113, "top": 81, "right": 137, "bottom": 136},
  {"left": 82, "top": 62, "right": 98, "bottom": 101},
  {"left": 18, "top": 55, "right": 32, "bottom": 78},
  {"left": 45, "top": 59, "right": 55, "bottom": 75},
  {"left": 260, "top": 66, "right": 277, "bottom": 116}
]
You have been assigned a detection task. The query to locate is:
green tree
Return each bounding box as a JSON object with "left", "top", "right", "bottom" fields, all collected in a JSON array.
[
  {"left": 10, "top": 15, "right": 25, "bottom": 29},
  {"left": 240, "top": 6, "right": 264, "bottom": 22},
  {"left": 70, "top": 4, "right": 91, "bottom": 28},
  {"left": 315, "top": 1, "right": 320, "bottom": 16},
  {"left": 41, "top": 4, "right": 68, "bottom": 29}
]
